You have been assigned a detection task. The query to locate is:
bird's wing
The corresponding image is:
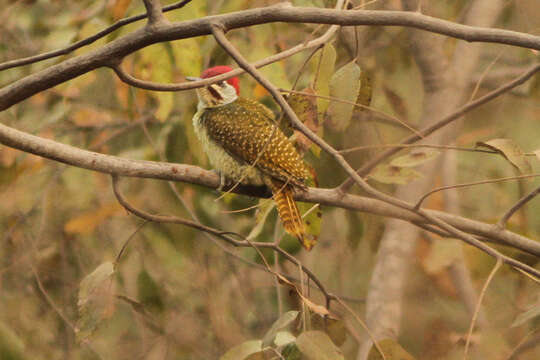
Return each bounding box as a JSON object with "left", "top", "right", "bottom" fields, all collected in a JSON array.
[{"left": 201, "top": 99, "right": 307, "bottom": 185}]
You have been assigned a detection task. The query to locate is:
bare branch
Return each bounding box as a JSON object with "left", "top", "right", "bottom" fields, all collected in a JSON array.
[
  {"left": 0, "top": 0, "right": 193, "bottom": 71},
  {"left": 142, "top": 0, "right": 166, "bottom": 25},
  {"left": 1, "top": 121, "right": 540, "bottom": 257},
  {"left": 340, "top": 62, "right": 540, "bottom": 190},
  {"left": 414, "top": 174, "right": 540, "bottom": 209},
  {"left": 498, "top": 184, "right": 540, "bottom": 229},
  {"left": 2, "top": 6, "right": 540, "bottom": 111}
]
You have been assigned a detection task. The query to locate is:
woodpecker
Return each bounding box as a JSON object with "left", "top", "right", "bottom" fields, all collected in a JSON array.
[{"left": 188, "top": 66, "right": 313, "bottom": 249}]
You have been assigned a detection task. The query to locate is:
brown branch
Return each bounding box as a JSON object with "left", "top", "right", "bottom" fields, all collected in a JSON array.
[
  {"left": 142, "top": 0, "right": 166, "bottom": 25},
  {"left": 2, "top": 6, "right": 540, "bottom": 111},
  {"left": 209, "top": 23, "right": 540, "bottom": 279},
  {"left": 414, "top": 174, "right": 540, "bottom": 209},
  {"left": 111, "top": 174, "right": 335, "bottom": 304},
  {"left": 1, "top": 121, "right": 540, "bottom": 257},
  {"left": 111, "top": 13, "right": 341, "bottom": 92},
  {"left": 340, "top": 62, "right": 540, "bottom": 190},
  {"left": 498, "top": 184, "right": 540, "bottom": 229},
  {"left": 0, "top": 0, "right": 193, "bottom": 71}
]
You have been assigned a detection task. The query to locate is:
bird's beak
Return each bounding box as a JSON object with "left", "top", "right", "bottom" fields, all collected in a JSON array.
[{"left": 186, "top": 76, "right": 202, "bottom": 81}]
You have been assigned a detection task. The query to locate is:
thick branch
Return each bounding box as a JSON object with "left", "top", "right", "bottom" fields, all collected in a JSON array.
[
  {"left": 2, "top": 6, "right": 540, "bottom": 111},
  {"left": 0, "top": 121, "right": 539, "bottom": 257}
]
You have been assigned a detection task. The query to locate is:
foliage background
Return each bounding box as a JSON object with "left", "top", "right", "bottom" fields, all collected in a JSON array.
[{"left": 1, "top": 0, "right": 540, "bottom": 359}]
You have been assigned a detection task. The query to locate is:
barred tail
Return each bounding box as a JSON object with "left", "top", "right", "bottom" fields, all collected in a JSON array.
[{"left": 269, "top": 180, "right": 310, "bottom": 250}]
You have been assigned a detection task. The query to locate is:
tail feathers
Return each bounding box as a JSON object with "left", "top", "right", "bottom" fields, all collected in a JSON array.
[{"left": 270, "top": 180, "right": 311, "bottom": 250}]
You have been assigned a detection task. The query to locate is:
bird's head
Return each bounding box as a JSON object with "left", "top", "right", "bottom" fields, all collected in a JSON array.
[{"left": 188, "top": 65, "right": 240, "bottom": 109}]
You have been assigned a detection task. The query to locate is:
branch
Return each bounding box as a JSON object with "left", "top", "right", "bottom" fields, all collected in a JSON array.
[
  {"left": 111, "top": 174, "right": 335, "bottom": 304},
  {"left": 142, "top": 0, "right": 166, "bottom": 25},
  {"left": 1, "top": 121, "right": 539, "bottom": 257},
  {"left": 498, "top": 184, "right": 540, "bottom": 229},
  {"left": 0, "top": 0, "right": 193, "bottom": 71},
  {"left": 339, "top": 62, "right": 540, "bottom": 190},
  {"left": 2, "top": 6, "right": 540, "bottom": 111}
]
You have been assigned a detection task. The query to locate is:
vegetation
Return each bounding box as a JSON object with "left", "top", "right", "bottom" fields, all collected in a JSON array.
[{"left": 1, "top": 0, "right": 540, "bottom": 359}]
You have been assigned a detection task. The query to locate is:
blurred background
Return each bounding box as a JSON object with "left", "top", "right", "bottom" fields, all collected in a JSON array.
[{"left": 1, "top": 0, "right": 540, "bottom": 359}]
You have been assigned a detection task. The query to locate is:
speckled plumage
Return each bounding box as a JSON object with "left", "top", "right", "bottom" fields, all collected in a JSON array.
[
  {"left": 196, "top": 97, "right": 309, "bottom": 187},
  {"left": 191, "top": 66, "right": 313, "bottom": 249}
]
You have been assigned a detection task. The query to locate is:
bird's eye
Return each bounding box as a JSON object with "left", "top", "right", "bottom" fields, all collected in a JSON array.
[{"left": 218, "top": 81, "right": 226, "bottom": 87}]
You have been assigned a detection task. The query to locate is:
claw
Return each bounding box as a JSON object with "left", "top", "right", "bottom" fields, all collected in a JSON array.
[{"left": 213, "top": 170, "right": 228, "bottom": 192}]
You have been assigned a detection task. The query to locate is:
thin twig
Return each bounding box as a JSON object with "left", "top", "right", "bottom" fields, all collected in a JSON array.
[
  {"left": 0, "top": 0, "right": 193, "bottom": 71},
  {"left": 210, "top": 25, "right": 540, "bottom": 280},
  {"left": 142, "top": 0, "right": 165, "bottom": 25},
  {"left": 414, "top": 173, "right": 540, "bottom": 209},
  {"left": 340, "top": 62, "right": 540, "bottom": 190},
  {"left": 280, "top": 88, "right": 422, "bottom": 137},
  {"left": 463, "top": 258, "right": 502, "bottom": 360},
  {"left": 498, "top": 184, "right": 540, "bottom": 229},
  {"left": 334, "top": 297, "right": 387, "bottom": 360}
]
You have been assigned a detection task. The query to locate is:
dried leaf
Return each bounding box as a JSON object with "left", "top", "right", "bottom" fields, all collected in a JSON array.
[
  {"left": 369, "top": 164, "right": 422, "bottom": 185},
  {"left": 296, "top": 331, "right": 344, "bottom": 360},
  {"left": 390, "top": 149, "right": 440, "bottom": 168},
  {"left": 262, "top": 311, "right": 299, "bottom": 347},
  {"left": 76, "top": 262, "right": 116, "bottom": 342},
  {"left": 326, "top": 61, "right": 362, "bottom": 131},
  {"left": 476, "top": 138, "right": 531, "bottom": 174}
]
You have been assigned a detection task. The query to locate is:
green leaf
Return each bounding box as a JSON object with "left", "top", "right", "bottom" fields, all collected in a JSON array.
[
  {"left": 476, "top": 138, "right": 531, "bottom": 174},
  {"left": 326, "top": 61, "right": 362, "bottom": 131},
  {"left": 390, "top": 149, "right": 440, "bottom": 168},
  {"left": 369, "top": 164, "right": 422, "bottom": 185},
  {"left": 311, "top": 44, "right": 336, "bottom": 116},
  {"left": 512, "top": 302, "right": 540, "bottom": 327},
  {"left": 296, "top": 331, "right": 344, "bottom": 360},
  {"left": 76, "top": 262, "right": 116, "bottom": 342},
  {"left": 262, "top": 311, "right": 299, "bottom": 347},
  {"left": 220, "top": 340, "right": 263, "bottom": 360},
  {"left": 367, "top": 339, "right": 416, "bottom": 360}
]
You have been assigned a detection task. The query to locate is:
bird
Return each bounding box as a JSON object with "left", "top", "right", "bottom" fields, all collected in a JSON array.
[{"left": 187, "top": 65, "right": 314, "bottom": 250}]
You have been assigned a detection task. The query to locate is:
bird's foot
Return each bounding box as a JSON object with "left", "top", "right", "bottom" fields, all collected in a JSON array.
[{"left": 213, "top": 170, "right": 231, "bottom": 192}]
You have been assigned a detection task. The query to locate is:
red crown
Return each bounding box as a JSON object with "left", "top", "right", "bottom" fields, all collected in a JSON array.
[{"left": 201, "top": 65, "right": 240, "bottom": 95}]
